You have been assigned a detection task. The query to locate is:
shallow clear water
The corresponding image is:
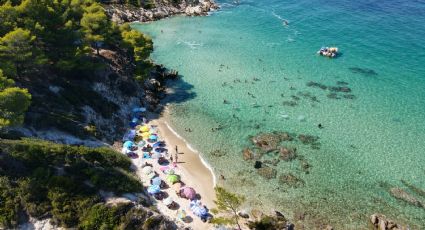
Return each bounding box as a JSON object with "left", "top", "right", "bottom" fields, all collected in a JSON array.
[{"left": 133, "top": 0, "right": 425, "bottom": 228}]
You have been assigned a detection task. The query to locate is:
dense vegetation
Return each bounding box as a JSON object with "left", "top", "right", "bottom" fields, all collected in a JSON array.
[
  {"left": 0, "top": 138, "right": 152, "bottom": 228},
  {"left": 0, "top": 0, "right": 153, "bottom": 131}
]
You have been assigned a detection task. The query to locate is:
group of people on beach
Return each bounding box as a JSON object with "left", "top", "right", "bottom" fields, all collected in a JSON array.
[{"left": 121, "top": 109, "right": 212, "bottom": 224}]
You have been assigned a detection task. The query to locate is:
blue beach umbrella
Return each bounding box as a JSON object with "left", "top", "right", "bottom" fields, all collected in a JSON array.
[
  {"left": 123, "top": 141, "right": 134, "bottom": 149},
  {"left": 128, "top": 130, "right": 136, "bottom": 139},
  {"left": 132, "top": 107, "right": 146, "bottom": 113},
  {"left": 149, "top": 135, "right": 158, "bottom": 141},
  {"left": 151, "top": 177, "right": 162, "bottom": 186},
  {"left": 147, "top": 185, "right": 161, "bottom": 194},
  {"left": 153, "top": 142, "right": 165, "bottom": 148},
  {"left": 129, "top": 121, "right": 137, "bottom": 128},
  {"left": 191, "top": 204, "right": 207, "bottom": 217}
]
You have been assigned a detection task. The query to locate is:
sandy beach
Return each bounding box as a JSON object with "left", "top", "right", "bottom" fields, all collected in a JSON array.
[
  {"left": 127, "top": 108, "right": 216, "bottom": 230},
  {"left": 151, "top": 110, "right": 217, "bottom": 207}
]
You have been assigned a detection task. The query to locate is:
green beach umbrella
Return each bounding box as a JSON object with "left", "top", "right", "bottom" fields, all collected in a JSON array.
[{"left": 166, "top": 174, "right": 180, "bottom": 184}]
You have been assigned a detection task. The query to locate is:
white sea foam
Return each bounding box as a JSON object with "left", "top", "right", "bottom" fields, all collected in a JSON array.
[{"left": 164, "top": 121, "right": 217, "bottom": 186}]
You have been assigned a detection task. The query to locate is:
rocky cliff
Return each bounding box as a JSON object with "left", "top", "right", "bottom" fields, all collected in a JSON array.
[{"left": 105, "top": 0, "right": 219, "bottom": 23}]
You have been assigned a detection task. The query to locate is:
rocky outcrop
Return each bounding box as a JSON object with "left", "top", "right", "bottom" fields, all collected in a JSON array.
[
  {"left": 370, "top": 213, "right": 408, "bottom": 230},
  {"left": 104, "top": 0, "right": 219, "bottom": 24}
]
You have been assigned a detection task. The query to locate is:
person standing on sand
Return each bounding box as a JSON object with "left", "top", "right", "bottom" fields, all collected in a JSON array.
[
  {"left": 175, "top": 153, "right": 178, "bottom": 164},
  {"left": 175, "top": 145, "right": 178, "bottom": 154}
]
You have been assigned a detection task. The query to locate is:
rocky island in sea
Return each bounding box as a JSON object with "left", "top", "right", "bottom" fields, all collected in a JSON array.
[{"left": 1, "top": 0, "right": 425, "bottom": 229}]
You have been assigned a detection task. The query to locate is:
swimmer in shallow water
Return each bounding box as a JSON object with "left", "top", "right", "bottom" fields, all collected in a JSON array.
[{"left": 318, "top": 123, "right": 323, "bottom": 129}]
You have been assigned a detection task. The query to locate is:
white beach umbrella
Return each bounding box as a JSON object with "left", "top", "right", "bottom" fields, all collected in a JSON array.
[
  {"left": 163, "top": 197, "right": 173, "bottom": 206},
  {"left": 142, "top": 166, "right": 153, "bottom": 174}
]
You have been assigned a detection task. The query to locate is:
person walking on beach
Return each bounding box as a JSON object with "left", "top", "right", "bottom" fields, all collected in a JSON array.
[
  {"left": 175, "top": 153, "right": 178, "bottom": 165},
  {"left": 175, "top": 145, "right": 178, "bottom": 154}
]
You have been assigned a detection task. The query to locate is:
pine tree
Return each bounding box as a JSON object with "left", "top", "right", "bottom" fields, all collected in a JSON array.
[
  {"left": 211, "top": 187, "right": 246, "bottom": 230},
  {"left": 0, "top": 69, "right": 31, "bottom": 128}
]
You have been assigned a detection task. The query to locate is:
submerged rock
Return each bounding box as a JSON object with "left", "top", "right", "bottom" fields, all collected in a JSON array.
[
  {"left": 306, "top": 81, "right": 327, "bottom": 90},
  {"left": 349, "top": 67, "right": 378, "bottom": 76},
  {"left": 254, "top": 161, "right": 262, "bottom": 169},
  {"left": 298, "top": 134, "right": 319, "bottom": 145},
  {"left": 336, "top": 81, "right": 349, "bottom": 85},
  {"left": 343, "top": 94, "right": 356, "bottom": 99},
  {"left": 279, "top": 147, "right": 297, "bottom": 161},
  {"left": 389, "top": 187, "right": 423, "bottom": 208},
  {"left": 282, "top": 100, "right": 298, "bottom": 107},
  {"left": 243, "top": 148, "right": 254, "bottom": 160},
  {"left": 327, "top": 93, "right": 340, "bottom": 99},
  {"left": 263, "top": 159, "right": 280, "bottom": 166},
  {"left": 401, "top": 179, "right": 425, "bottom": 198},
  {"left": 211, "top": 149, "right": 226, "bottom": 157},
  {"left": 329, "top": 86, "right": 351, "bottom": 93},
  {"left": 252, "top": 133, "right": 281, "bottom": 152},
  {"left": 299, "top": 159, "right": 311, "bottom": 174},
  {"left": 257, "top": 166, "right": 277, "bottom": 179},
  {"left": 279, "top": 173, "right": 304, "bottom": 188}
]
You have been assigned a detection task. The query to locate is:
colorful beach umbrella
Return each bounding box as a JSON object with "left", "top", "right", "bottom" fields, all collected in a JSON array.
[
  {"left": 142, "top": 166, "right": 153, "bottom": 174},
  {"left": 163, "top": 197, "right": 173, "bottom": 206},
  {"left": 166, "top": 174, "right": 180, "bottom": 184},
  {"left": 153, "top": 141, "right": 165, "bottom": 148},
  {"left": 137, "top": 140, "right": 146, "bottom": 147},
  {"left": 191, "top": 204, "right": 207, "bottom": 217},
  {"left": 151, "top": 177, "right": 162, "bottom": 186},
  {"left": 140, "top": 125, "right": 150, "bottom": 133},
  {"left": 147, "top": 185, "right": 160, "bottom": 194},
  {"left": 182, "top": 187, "right": 196, "bottom": 200},
  {"left": 151, "top": 152, "right": 162, "bottom": 159},
  {"left": 141, "top": 132, "right": 150, "bottom": 139},
  {"left": 148, "top": 135, "right": 158, "bottom": 142},
  {"left": 123, "top": 141, "right": 134, "bottom": 149},
  {"left": 177, "top": 209, "right": 186, "bottom": 220}
]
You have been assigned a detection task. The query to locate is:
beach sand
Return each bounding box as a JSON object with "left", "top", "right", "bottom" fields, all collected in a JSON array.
[
  {"left": 151, "top": 110, "right": 216, "bottom": 207},
  {"left": 129, "top": 108, "right": 216, "bottom": 230}
]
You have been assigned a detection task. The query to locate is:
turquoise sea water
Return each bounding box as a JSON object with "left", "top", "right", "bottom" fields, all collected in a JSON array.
[{"left": 133, "top": 0, "right": 425, "bottom": 228}]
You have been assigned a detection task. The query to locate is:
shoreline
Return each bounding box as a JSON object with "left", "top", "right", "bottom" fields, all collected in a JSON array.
[
  {"left": 149, "top": 108, "right": 217, "bottom": 208},
  {"left": 163, "top": 120, "right": 218, "bottom": 187}
]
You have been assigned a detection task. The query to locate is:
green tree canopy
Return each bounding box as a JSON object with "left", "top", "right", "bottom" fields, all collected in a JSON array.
[
  {"left": 0, "top": 27, "right": 45, "bottom": 77},
  {"left": 0, "top": 70, "right": 31, "bottom": 128},
  {"left": 80, "top": 2, "right": 109, "bottom": 54},
  {"left": 211, "top": 187, "right": 246, "bottom": 230}
]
